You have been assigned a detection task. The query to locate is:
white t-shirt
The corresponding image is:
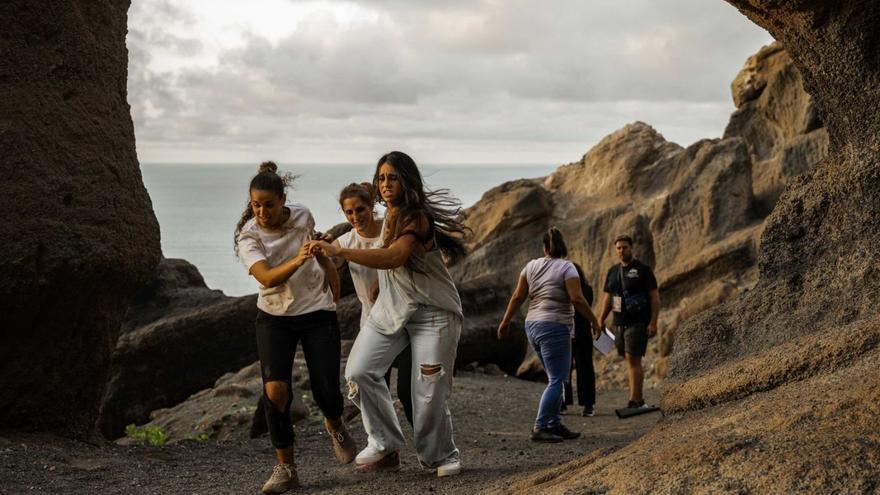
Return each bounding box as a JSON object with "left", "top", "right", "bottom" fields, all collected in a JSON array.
[
  {"left": 522, "top": 257, "right": 579, "bottom": 327},
  {"left": 335, "top": 226, "right": 384, "bottom": 328},
  {"left": 237, "top": 203, "right": 336, "bottom": 316}
]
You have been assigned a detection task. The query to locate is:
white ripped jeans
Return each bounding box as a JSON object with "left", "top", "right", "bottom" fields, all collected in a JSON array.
[{"left": 344, "top": 304, "right": 461, "bottom": 468}]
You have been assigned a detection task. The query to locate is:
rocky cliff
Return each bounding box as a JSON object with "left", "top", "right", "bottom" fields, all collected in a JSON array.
[
  {"left": 486, "top": 1, "right": 880, "bottom": 492},
  {"left": 0, "top": 0, "right": 161, "bottom": 436},
  {"left": 454, "top": 40, "right": 827, "bottom": 382}
]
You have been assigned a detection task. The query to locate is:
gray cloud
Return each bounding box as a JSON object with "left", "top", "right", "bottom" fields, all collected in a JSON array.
[{"left": 127, "top": 0, "right": 773, "bottom": 163}]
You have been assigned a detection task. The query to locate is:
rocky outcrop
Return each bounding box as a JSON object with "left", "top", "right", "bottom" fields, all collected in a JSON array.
[
  {"left": 488, "top": 1, "right": 880, "bottom": 492},
  {"left": 98, "top": 259, "right": 258, "bottom": 439},
  {"left": 725, "top": 41, "right": 829, "bottom": 214},
  {"left": 0, "top": 1, "right": 161, "bottom": 435},
  {"left": 453, "top": 41, "right": 825, "bottom": 382}
]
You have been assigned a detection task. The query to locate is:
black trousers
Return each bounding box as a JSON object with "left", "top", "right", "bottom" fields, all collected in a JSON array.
[
  {"left": 564, "top": 325, "right": 596, "bottom": 407},
  {"left": 255, "top": 309, "right": 344, "bottom": 449},
  {"left": 382, "top": 345, "right": 413, "bottom": 427}
]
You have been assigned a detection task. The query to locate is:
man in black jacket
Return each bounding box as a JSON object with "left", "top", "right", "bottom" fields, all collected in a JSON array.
[{"left": 598, "top": 235, "right": 660, "bottom": 408}]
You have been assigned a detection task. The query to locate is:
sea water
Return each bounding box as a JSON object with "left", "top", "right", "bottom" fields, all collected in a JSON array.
[{"left": 141, "top": 163, "right": 557, "bottom": 296}]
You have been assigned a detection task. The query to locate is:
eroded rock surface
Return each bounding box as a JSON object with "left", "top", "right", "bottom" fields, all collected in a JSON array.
[
  {"left": 0, "top": 1, "right": 161, "bottom": 435},
  {"left": 487, "top": 1, "right": 880, "bottom": 492}
]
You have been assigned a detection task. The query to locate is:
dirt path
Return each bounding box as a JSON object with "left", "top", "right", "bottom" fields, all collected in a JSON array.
[{"left": 0, "top": 373, "right": 660, "bottom": 494}]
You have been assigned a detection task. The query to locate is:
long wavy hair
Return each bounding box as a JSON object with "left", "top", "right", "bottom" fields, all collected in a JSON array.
[
  {"left": 233, "top": 161, "right": 296, "bottom": 257},
  {"left": 373, "top": 151, "right": 468, "bottom": 267}
]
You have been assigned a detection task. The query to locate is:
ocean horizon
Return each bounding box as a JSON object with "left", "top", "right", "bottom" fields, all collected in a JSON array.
[{"left": 141, "top": 162, "right": 558, "bottom": 296}]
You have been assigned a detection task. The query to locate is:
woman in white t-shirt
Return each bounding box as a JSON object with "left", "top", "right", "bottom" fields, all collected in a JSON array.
[
  {"left": 497, "top": 227, "right": 601, "bottom": 443},
  {"left": 233, "top": 161, "right": 357, "bottom": 494},
  {"left": 330, "top": 182, "right": 414, "bottom": 426}
]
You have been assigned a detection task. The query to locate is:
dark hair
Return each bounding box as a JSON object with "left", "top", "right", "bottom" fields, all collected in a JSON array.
[
  {"left": 338, "top": 182, "right": 376, "bottom": 208},
  {"left": 233, "top": 161, "right": 296, "bottom": 256},
  {"left": 374, "top": 151, "right": 468, "bottom": 266},
  {"left": 572, "top": 261, "right": 594, "bottom": 306},
  {"left": 614, "top": 234, "right": 633, "bottom": 246},
  {"left": 542, "top": 227, "right": 568, "bottom": 258}
]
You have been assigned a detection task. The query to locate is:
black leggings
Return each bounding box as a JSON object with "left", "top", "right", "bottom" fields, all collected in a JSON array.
[
  {"left": 564, "top": 323, "right": 596, "bottom": 407},
  {"left": 256, "top": 309, "right": 344, "bottom": 449}
]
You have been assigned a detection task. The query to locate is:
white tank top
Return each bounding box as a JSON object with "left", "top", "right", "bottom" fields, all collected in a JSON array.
[{"left": 367, "top": 248, "right": 463, "bottom": 335}]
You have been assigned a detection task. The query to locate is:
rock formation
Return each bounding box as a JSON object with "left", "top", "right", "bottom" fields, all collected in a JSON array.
[
  {"left": 453, "top": 39, "right": 828, "bottom": 382},
  {"left": 97, "top": 259, "right": 258, "bottom": 438},
  {"left": 486, "top": 1, "right": 880, "bottom": 492},
  {"left": 0, "top": 1, "right": 161, "bottom": 435}
]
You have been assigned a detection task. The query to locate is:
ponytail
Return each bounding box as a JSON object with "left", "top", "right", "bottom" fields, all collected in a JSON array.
[{"left": 542, "top": 226, "right": 568, "bottom": 258}]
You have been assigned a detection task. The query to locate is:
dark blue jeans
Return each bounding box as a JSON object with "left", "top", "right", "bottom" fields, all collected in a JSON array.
[{"left": 525, "top": 320, "right": 572, "bottom": 429}]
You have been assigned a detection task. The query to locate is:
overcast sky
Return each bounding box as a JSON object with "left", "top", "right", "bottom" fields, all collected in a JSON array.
[{"left": 127, "top": 0, "right": 773, "bottom": 166}]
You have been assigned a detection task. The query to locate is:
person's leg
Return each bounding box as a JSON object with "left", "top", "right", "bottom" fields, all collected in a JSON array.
[
  {"left": 624, "top": 323, "right": 648, "bottom": 405},
  {"left": 298, "top": 311, "right": 344, "bottom": 421},
  {"left": 563, "top": 344, "right": 574, "bottom": 408},
  {"left": 344, "top": 321, "right": 409, "bottom": 455},
  {"left": 255, "top": 311, "right": 299, "bottom": 468},
  {"left": 625, "top": 353, "right": 643, "bottom": 403},
  {"left": 408, "top": 307, "right": 461, "bottom": 468},
  {"left": 533, "top": 326, "right": 572, "bottom": 430},
  {"left": 394, "top": 344, "right": 414, "bottom": 427},
  {"left": 574, "top": 337, "right": 595, "bottom": 407}
]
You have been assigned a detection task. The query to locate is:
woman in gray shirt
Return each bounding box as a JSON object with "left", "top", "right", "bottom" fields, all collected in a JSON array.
[{"left": 497, "top": 228, "right": 601, "bottom": 442}]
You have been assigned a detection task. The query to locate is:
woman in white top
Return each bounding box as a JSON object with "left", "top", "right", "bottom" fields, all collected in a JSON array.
[
  {"left": 234, "top": 161, "right": 357, "bottom": 494},
  {"left": 331, "top": 182, "right": 413, "bottom": 426},
  {"left": 309, "top": 151, "right": 466, "bottom": 477},
  {"left": 497, "top": 227, "right": 601, "bottom": 443}
]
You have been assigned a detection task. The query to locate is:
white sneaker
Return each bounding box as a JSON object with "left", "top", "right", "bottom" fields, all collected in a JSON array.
[
  {"left": 260, "top": 463, "right": 298, "bottom": 494},
  {"left": 436, "top": 458, "right": 461, "bottom": 477},
  {"left": 355, "top": 445, "right": 387, "bottom": 465}
]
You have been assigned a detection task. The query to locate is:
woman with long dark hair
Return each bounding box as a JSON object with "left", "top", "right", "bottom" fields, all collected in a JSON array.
[
  {"left": 329, "top": 182, "right": 413, "bottom": 426},
  {"left": 234, "top": 162, "right": 356, "bottom": 494},
  {"left": 497, "top": 228, "right": 601, "bottom": 442},
  {"left": 309, "top": 151, "right": 466, "bottom": 477}
]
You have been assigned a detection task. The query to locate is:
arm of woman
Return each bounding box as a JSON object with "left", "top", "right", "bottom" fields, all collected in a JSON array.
[
  {"left": 315, "top": 251, "right": 341, "bottom": 302},
  {"left": 565, "top": 277, "right": 602, "bottom": 339},
  {"left": 309, "top": 216, "right": 427, "bottom": 270},
  {"left": 497, "top": 274, "right": 529, "bottom": 339},
  {"left": 248, "top": 243, "right": 313, "bottom": 288},
  {"left": 330, "top": 239, "right": 346, "bottom": 269}
]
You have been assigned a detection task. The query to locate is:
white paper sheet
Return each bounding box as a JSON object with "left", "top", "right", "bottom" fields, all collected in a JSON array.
[{"left": 593, "top": 327, "right": 616, "bottom": 355}]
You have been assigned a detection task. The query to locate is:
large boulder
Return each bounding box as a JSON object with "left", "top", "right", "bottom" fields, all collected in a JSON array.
[
  {"left": 97, "top": 259, "right": 257, "bottom": 439},
  {"left": 486, "top": 1, "right": 880, "bottom": 492},
  {"left": 0, "top": 1, "right": 161, "bottom": 435}
]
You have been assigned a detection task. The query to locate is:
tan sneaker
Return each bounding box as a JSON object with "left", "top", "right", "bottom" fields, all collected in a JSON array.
[
  {"left": 326, "top": 421, "right": 358, "bottom": 464},
  {"left": 261, "top": 463, "right": 298, "bottom": 494}
]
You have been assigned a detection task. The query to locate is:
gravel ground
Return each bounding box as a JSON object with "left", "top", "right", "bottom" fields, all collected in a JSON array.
[{"left": 0, "top": 373, "right": 659, "bottom": 494}]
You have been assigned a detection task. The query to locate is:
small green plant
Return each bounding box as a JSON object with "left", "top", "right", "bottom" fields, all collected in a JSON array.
[
  {"left": 194, "top": 431, "right": 211, "bottom": 442},
  {"left": 125, "top": 424, "right": 168, "bottom": 446}
]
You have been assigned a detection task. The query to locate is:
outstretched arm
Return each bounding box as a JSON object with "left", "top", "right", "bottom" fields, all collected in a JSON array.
[
  {"left": 309, "top": 217, "right": 427, "bottom": 270},
  {"left": 497, "top": 275, "right": 529, "bottom": 339}
]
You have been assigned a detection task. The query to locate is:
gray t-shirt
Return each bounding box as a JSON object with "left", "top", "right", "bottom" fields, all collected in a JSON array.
[{"left": 522, "top": 257, "right": 579, "bottom": 327}]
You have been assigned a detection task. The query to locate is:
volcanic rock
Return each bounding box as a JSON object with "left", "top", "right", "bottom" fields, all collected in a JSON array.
[{"left": 0, "top": 1, "right": 161, "bottom": 435}]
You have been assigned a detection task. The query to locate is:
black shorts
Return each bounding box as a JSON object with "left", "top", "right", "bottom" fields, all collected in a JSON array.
[{"left": 615, "top": 323, "right": 648, "bottom": 357}]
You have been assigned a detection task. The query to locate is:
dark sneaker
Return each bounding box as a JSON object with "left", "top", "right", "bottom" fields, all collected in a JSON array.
[
  {"left": 261, "top": 463, "right": 299, "bottom": 494},
  {"left": 530, "top": 428, "right": 563, "bottom": 443},
  {"left": 546, "top": 423, "right": 581, "bottom": 440},
  {"left": 355, "top": 450, "right": 401, "bottom": 473},
  {"left": 582, "top": 405, "right": 595, "bottom": 417}
]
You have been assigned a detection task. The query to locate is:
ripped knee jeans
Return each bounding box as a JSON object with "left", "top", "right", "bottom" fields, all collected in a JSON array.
[{"left": 344, "top": 305, "right": 461, "bottom": 468}]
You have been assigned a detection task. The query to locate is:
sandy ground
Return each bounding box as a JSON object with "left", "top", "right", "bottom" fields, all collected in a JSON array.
[{"left": 0, "top": 373, "right": 659, "bottom": 495}]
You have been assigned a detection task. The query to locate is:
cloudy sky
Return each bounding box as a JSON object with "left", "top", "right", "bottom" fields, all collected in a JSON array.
[{"left": 127, "top": 0, "right": 773, "bottom": 166}]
